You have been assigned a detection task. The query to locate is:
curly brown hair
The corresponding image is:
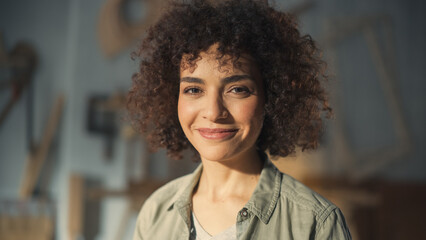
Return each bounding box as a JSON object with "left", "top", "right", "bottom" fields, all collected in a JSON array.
[{"left": 127, "top": 0, "right": 331, "bottom": 160}]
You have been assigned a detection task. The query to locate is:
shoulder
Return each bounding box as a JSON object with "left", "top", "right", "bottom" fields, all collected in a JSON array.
[
  {"left": 277, "top": 170, "right": 351, "bottom": 239},
  {"left": 141, "top": 172, "right": 194, "bottom": 214},
  {"left": 133, "top": 172, "right": 195, "bottom": 239},
  {"left": 280, "top": 172, "right": 336, "bottom": 220}
]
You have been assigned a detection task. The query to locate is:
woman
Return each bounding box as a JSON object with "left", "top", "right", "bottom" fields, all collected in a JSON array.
[{"left": 128, "top": 0, "right": 351, "bottom": 239}]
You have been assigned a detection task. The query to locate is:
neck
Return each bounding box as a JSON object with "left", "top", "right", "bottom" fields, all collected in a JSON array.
[{"left": 196, "top": 148, "right": 264, "bottom": 202}]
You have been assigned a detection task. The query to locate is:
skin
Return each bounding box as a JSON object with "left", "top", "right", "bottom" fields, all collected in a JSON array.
[{"left": 178, "top": 44, "right": 265, "bottom": 235}]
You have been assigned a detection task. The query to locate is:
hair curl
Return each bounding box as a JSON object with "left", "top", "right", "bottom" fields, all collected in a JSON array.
[{"left": 127, "top": 0, "right": 331, "bottom": 160}]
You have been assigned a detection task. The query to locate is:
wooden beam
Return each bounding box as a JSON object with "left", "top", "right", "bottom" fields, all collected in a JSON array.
[
  {"left": 68, "top": 174, "right": 84, "bottom": 240},
  {"left": 19, "top": 94, "right": 65, "bottom": 199}
]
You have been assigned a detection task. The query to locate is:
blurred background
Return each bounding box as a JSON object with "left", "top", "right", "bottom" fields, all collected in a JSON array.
[{"left": 0, "top": 0, "right": 425, "bottom": 239}]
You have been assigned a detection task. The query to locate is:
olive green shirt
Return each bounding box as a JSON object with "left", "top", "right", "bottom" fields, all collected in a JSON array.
[{"left": 133, "top": 161, "right": 351, "bottom": 240}]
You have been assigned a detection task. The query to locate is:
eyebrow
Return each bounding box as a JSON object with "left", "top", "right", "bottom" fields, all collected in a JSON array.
[{"left": 180, "top": 75, "right": 254, "bottom": 84}]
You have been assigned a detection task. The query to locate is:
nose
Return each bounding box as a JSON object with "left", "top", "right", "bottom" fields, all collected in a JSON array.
[{"left": 202, "top": 93, "right": 228, "bottom": 121}]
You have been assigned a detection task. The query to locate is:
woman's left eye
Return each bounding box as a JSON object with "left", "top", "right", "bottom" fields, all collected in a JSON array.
[{"left": 230, "top": 86, "right": 250, "bottom": 94}]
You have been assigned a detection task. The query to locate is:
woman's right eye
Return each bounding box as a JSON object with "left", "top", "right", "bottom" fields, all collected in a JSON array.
[{"left": 183, "top": 87, "right": 202, "bottom": 94}]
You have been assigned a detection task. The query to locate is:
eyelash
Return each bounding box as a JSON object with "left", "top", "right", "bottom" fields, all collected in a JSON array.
[
  {"left": 183, "top": 87, "right": 203, "bottom": 94},
  {"left": 229, "top": 86, "right": 251, "bottom": 94},
  {"left": 182, "top": 86, "right": 252, "bottom": 96}
]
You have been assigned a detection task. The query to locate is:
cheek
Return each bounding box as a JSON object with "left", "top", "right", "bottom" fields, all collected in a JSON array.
[
  {"left": 177, "top": 98, "right": 196, "bottom": 129},
  {"left": 230, "top": 99, "right": 264, "bottom": 129}
]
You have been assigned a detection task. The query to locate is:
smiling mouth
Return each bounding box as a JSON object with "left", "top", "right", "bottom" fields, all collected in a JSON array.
[{"left": 197, "top": 128, "right": 238, "bottom": 140}]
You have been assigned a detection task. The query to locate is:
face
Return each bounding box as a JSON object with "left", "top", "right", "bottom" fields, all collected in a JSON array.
[{"left": 178, "top": 45, "right": 265, "bottom": 163}]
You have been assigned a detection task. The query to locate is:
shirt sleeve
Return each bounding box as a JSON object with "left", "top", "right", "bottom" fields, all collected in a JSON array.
[
  {"left": 133, "top": 200, "right": 153, "bottom": 240},
  {"left": 133, "top": 208, "right": 145, "bottom": 240},
  {"left": 315, "top": 208, "right": 352, "bottom": 240}
]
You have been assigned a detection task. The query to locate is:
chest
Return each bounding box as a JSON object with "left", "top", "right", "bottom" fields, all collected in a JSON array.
[{"left": 192, "top": 195, "right": 247, "bottom": 236}]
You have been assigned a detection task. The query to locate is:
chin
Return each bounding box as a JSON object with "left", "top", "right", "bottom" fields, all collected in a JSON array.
[
  {"left": 198, "top": 151, "right": 231, "bottom": 162},
  {"left": 194, "top": 145, "right": 232, "bottom": 162},
  {"left": 196, "top": 144, "right": 254, "bottom": 163}
]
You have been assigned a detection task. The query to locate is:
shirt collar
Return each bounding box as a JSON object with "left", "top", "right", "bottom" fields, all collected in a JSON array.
[
  {"left": 245, "top": 160, "right": 282, "bottom": 224},
  {"left": 171, "top": 164, "right": 203, "bottom": 211},
  {"left": 168, "top": 164, "right": 203, "bottom": 228}
]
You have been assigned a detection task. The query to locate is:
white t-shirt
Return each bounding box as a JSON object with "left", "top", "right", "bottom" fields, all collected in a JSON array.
[{"left": 192, "top": 212, "right": 237, "bottom": 240}]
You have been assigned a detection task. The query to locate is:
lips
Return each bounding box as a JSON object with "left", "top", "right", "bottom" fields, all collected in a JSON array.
[{"left": 197, "top": 128, "right": 238, "bottom": 140}]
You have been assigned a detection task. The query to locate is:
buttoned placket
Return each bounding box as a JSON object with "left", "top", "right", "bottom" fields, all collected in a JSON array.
[
  {"left": 189, "top": 202, "right": 196, "bottom": 240},
  {"left": 177, "top": 203, "right": 193, "bottom": 240},
  {"left": 236, "top": 207, "right": 253, "bottom": 239}
]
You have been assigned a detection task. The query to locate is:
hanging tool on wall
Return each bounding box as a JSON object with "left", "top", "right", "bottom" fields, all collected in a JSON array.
[
  {"left": 20, "top": 94, "right": 65, "bottom": 199},
  {"left": 86, "top": 92, "right": 126, "bottom": 160},
  {"left": 97, "top": 0, "right": 165, "bottom": 58},
  {"left": 0, "top": 33, "right": 37, "bottom": 144}
]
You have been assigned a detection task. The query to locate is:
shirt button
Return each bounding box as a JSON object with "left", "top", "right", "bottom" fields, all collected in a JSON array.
[{"left": 240, "top": 209, "right": 248, "bottom": 217}]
